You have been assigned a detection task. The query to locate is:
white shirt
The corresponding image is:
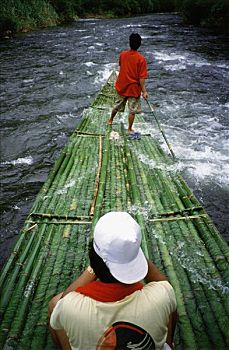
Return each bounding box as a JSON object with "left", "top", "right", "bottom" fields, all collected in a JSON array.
[{"left": 50, "top": 281, "right": 177, "bottom": 350}]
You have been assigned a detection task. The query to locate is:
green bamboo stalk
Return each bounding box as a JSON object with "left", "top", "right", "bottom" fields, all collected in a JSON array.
[
  {"left": 0, "top": 145, "right": 72, "bottom": 288},
  {"left": 18, "top": 231, "right": 62, "bottom": 348},
  {"left": 65, "top": 138, "right": 93, "bottom": 216},
  {"left": 169, "top": 218, "right": 228, "bottom": 346},
  {"left": 0, "top": 137, "right": 82, "bottom": 304},
  {"left": 174, "top": 173, "right": 201, "bottom": 208},
  {"left": 123, "top": 125, "right": 159, "bottom": 260},
  {"left": 0, "top": 226, "right": 38, "bottom": 313},
  {"left": 39, "top": 136, "right": 86, "bottom": 215},
  {"left": 150, "top": 223, "right": 198, "bottom": 348},
  {"left": 53, "top": 141, "right": 87, "bottom": 215},
  {"left": 130, "top": 149, "right": 162, "bottom": 215},
  {"left": 143, "top": 135, "right": 171, "bottom": 165},
  {"left": 143, "top": 154, "right": 229, "bottom": 334},
  {"left": 138, "top": 150, "right": 227, "bottom": 290},
  {"left": 83, "top": 137, "right": 101, "bottom": 216},
  {"left": 150, "top": 218, "right": 211, "bottom": 346},
  {"left": 8, "top": 226, "right": 55, "bottom": 340},
  {"left": 125, "top": 137, "right": 216, "bottom": 348},
  {"left": 0, "top": 224, "right": 48, "bottom": 344},
  {"left": 76, "top": 111, "right": 89, "bottom": 131},
  {"left": 90, "top": 132, "right": 110, "bottom": 235},
  {"left": 32, "top": 138, "right": 78, "bottom": 214},
  {"left": 0, "top": 222, "right": 33, "bottom": 288},
  {"left": 163, "top": 220, "right": 220, "bottom": 348},
  {"left": 25, "top": 222, "right": 88, "bottom": 348},
  {"left": 116, "top": 144, "right": 126, "bottom": 210},
  {"left": 193, "top": 218, "right": 229, "bottom": 277},
  {"left": 110, "top": 143, "right": 116, "bottom": 210},
  {"left": 122, "top": 148, "right": 131, "bottom": 210},
  {"left": 201, "top": 217, "right": 229, "bottom": 262}
]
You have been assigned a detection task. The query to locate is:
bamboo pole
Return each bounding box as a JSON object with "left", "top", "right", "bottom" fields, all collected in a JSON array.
[
  {"left": 90, "top": 135, "right": 103, "bottom": 215},
  {"left": 90, "top": 132, "right": 110, "bottom": 235},
  {"left": 145, "top": 99, "right": 176, "bottom": 159},
  {"left": 0, "top": 141, "right": 73, "bottom": 288},
  {"left": 0, "top": 133, "right": 96, "bottom": 344},
  {"left": 129, "top": 152, "right": 198, "bottom": 345},
  {"left": 123, "top": 133, "right": 229, "bottom": 348},
  {"left": 124, "top": 141, "right": 198, "bottom": 349}
]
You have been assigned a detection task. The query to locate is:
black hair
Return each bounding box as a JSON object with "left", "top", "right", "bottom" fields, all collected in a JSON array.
[
  {"left": 129, "top": 33, "right": 142, "bottom": 50},
  {"left": 89, "top": 241, "right": 119, "bottom": 283}
]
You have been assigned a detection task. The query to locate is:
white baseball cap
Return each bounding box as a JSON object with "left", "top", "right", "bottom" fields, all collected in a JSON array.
[{"left": 93, "top": 212, "right": 148, "bottom": 284}]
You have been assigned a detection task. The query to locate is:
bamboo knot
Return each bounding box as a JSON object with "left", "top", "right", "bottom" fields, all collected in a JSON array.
[
  {"left": 25, "top": 223, "right": 37, "bottom": 232},
  {"left": 182, "top": 195, "right": 194, "bottom": 200}
]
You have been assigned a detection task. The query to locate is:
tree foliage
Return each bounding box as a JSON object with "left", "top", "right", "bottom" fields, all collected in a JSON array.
[
  {"left": 178, "top": 0, "right": 229, "bottom": 32},
  {"left": 0, "top": 0, "right": 228, "bottom": 36}
]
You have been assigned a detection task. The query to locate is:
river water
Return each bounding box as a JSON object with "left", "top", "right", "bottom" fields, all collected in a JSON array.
[{"left": 0, "top": 14, "right": 228, "bottom": 267}]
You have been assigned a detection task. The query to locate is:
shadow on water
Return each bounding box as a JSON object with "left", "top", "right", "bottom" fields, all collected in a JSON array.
[{"left": 0, "top": 14, "right": 228, "bottom": 268}]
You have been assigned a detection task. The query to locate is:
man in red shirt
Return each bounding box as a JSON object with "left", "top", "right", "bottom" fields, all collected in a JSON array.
[{"left": 108, "top": 33, "right": 148, "bottom": 133}]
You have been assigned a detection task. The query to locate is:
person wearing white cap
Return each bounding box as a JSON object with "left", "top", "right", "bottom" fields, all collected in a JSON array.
[{"left": 49, "top": 212, "right": 177, "bottom": 350}]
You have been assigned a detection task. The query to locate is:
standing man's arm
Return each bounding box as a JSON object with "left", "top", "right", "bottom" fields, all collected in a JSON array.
[{"left": 140, "top": 78, "right": 148, "bottom": 100}]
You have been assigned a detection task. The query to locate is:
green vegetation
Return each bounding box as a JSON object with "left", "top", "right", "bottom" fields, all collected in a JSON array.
[
  {"left": 0, "top": 0, "right": 59, "bottom": 35},
  {"left": 178, "top": 0, "right": 229, "bottom": 33},
  {"left": 0, "top": 0, "right": 154, "bottom": 36},
  {"left": 0, "top": 0, "right": 228, "bottom": 37}
]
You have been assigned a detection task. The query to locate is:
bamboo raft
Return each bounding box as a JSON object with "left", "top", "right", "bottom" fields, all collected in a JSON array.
[{"left": 0, "top": 71, "right": 229, "bottom": 349}]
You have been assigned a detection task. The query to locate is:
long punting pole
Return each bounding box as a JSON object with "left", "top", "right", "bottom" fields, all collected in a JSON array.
[{"left": 146, "top": 99, "right": 176, "bottom": 160}]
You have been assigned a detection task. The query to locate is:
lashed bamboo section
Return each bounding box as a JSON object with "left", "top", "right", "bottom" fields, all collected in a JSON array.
[{"left": 0, "top": 71, "right": 228, "bottom": 349}]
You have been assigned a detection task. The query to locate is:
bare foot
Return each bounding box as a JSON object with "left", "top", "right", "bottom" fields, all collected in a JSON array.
[
  {"left": 107, "top": 119, "right": 113, "bottom": 125},
  {"left": 128, "top": 129, "right": 135, "bottom": 134}
]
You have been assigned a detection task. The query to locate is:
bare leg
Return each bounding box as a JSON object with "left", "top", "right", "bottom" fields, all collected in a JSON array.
[
  {"left": 107, "top": 109, "right": 117, "bottom": 125},
  {"left": 128, "top": 113, "right": 135, "bottom": 133},
  {"left": 48, "top": 293, "right": 71, "bottom": 350}
]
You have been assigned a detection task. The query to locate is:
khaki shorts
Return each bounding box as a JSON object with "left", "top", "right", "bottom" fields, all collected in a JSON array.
[{"left": 113, "top": 93, "right": 141, "bottom": 114}]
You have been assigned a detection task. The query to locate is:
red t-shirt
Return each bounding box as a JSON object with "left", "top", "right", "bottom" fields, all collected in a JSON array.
[{"left": 115, "top": 50, "right": 148, "bottom": 97}]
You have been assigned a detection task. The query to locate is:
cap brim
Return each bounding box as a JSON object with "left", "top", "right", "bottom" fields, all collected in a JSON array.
[{"left": 106, "top": 247, "right": 148, "bottom": 284}]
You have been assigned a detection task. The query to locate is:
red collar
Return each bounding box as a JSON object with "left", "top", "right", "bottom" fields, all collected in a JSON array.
[{"left": 76, "top": 281, "right": 143, "bottom": 302}]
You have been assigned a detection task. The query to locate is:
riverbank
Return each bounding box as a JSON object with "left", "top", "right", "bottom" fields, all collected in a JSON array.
[
  {"left": 0, "top": 0, "right": 137, "bottom": 38},
  {"left": 1, "top": 0, "right": 229, "bottom": 38}
]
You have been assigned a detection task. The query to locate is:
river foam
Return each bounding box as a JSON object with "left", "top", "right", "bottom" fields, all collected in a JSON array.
[
  {"left": 153, "top": 50, "right": 227, "bottom": 72},
  {"left": 2, "top": 156, "right": 34, "bottom": 166},
  {"left": 94, "top": 64, "right": 116, "bottom": 84}
]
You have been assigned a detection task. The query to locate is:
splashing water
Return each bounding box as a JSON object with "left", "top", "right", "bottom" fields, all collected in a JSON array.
[{"left": 1, "top": 156, "right": 34, "bottom": 166}]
